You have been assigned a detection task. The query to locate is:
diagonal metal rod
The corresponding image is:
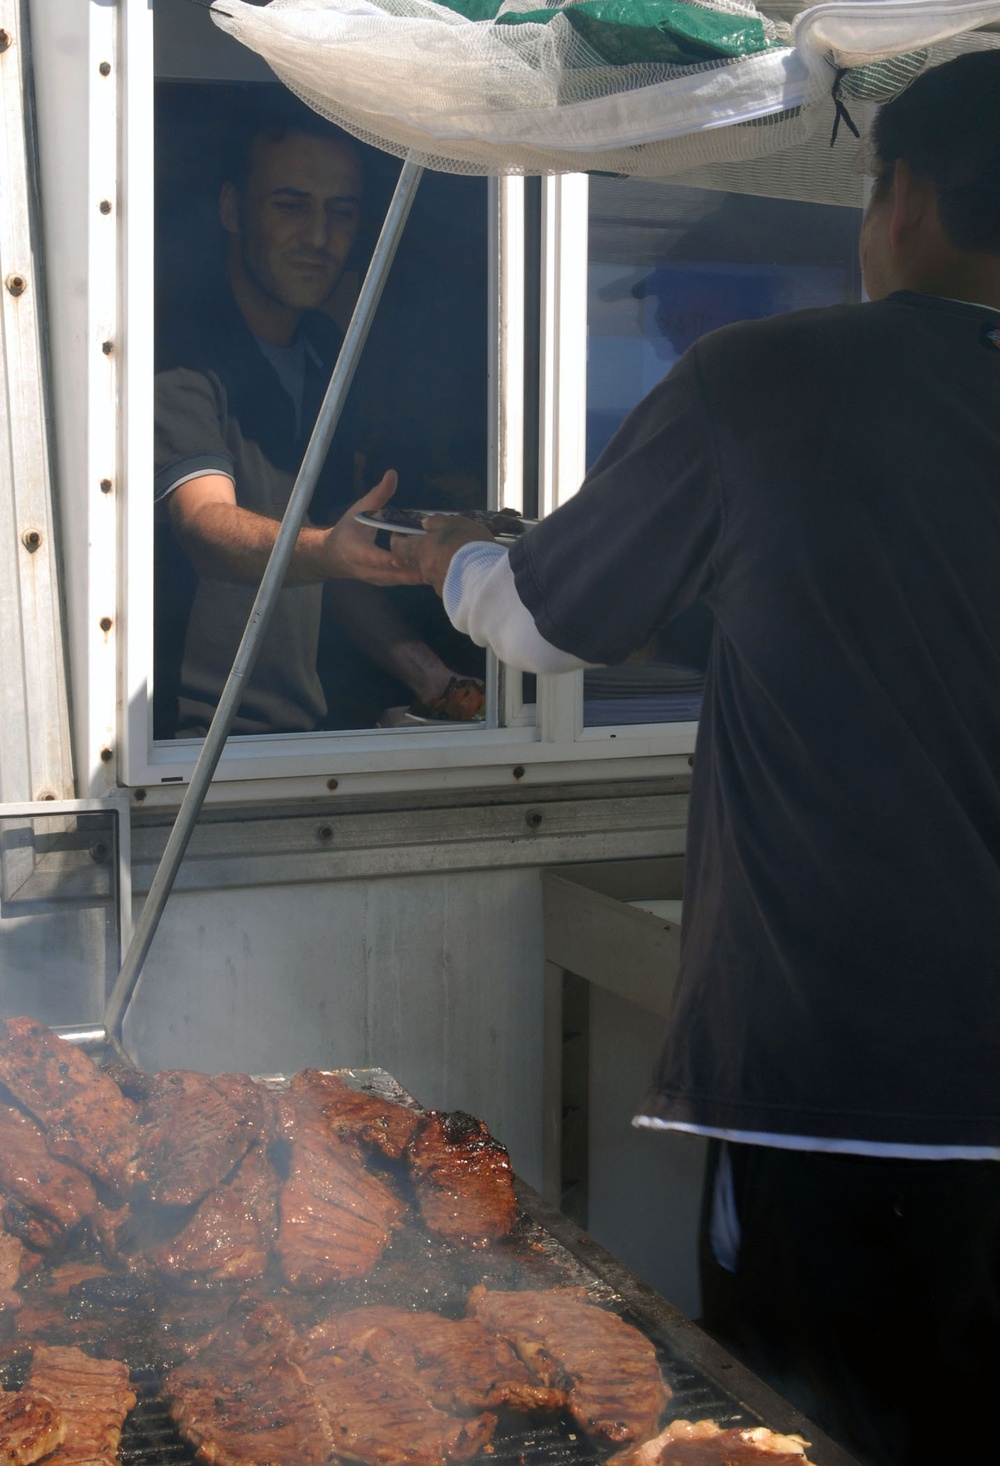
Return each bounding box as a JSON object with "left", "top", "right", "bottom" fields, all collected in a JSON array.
[{"left": 105, "top": 155, "right": 425, "bottom": 1043}]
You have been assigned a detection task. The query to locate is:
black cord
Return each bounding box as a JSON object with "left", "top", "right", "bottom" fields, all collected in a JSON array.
[{"left": 830, "top": 68, "right": 861, "bottom": 147}]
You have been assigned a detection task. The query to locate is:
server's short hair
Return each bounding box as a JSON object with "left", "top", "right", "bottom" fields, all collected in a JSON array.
[
  {"left": 223, "top": 93, "right": 362, "bottom": 196},
  {"left": 872, "top": 50, "right": 1000, "bottom": 253}
]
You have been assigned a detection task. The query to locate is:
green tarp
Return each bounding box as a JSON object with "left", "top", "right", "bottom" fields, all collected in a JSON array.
[{"left": 443, "top": 1, "right": 778, "bottom": 67}]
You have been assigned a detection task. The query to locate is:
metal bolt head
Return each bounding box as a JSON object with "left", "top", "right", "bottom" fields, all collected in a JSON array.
[
  {"left": 21, "top": 528, "right": 41, "bottom": 552},
  {"left": 525, "top": 810, "right": 543, "bottom": 829},
  {"left": 99, "top": 61, "right": 111, "bottom": 76},
  {"left": 100, "top": 478, "right": 113, "bottom": 494},
  {"left": 99, "top": 616, "right": 113, "bottom": 633},
  {"left": 0, "top": 30, "right": 10, "bottom": 53},
  {"left": 512, "top": 765, "right": 525, "bottom": 781},
  {"left": 102, "top": 340, "right": 113, "bottom": 355},
  {"left": 99, "top": 746, "right": 114, "bottom": 763},
  {"left": 316, "top": 824, "right": 334, "bottom": 842},
  {"left": 133, "top": 788, "right": 147, "bottom": 802},
  {"left": 5, "top": 274, "right": 26, "bottom": 297},
  {"left": 99, "top": 200, "right": 112, "bottom": 215},
  {"left": 326, "top": 777, "right": 339, "bottom": 791}
]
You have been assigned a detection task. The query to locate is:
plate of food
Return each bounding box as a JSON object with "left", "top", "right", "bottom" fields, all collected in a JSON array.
[{"left": 356, "top": 505, "right": 537, "bottom": 543}]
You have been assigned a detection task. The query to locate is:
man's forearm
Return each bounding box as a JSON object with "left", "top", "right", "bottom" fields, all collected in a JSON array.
[{"left": 174, "top": 500, "right": 332, "bottom": 584}]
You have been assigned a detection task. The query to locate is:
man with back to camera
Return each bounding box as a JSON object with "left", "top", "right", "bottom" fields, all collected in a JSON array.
[
  {"left": 362, "top": 51, "right": 1000, "bottom": 1466},
  {"left": 154, "top": 99, "right": 482, "bottom": 738}
]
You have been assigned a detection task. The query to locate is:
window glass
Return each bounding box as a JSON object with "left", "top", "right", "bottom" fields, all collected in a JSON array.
[
  {"left": 152, "top": 82, "right": 490, "bottom": 744},
  {"left": 585, "top": 179, "right": 863, "bottom": 728}
]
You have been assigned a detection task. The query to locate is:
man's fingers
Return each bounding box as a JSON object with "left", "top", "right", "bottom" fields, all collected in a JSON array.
[{"left": 354, "top": 469, "right": 398, "bottom": 513}]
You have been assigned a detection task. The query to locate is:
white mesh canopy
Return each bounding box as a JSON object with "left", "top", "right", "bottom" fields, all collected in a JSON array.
[{"left": 210, "top": 0, "right": 1000, "bottom": 178}]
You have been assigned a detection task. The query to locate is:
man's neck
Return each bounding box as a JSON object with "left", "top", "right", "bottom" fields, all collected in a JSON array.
[
  {"left": 896, "top": 254, "right": 1000, "bottom": 313},
  {"left": 225, "top": 256, "right": 303, "bottom": 346}
]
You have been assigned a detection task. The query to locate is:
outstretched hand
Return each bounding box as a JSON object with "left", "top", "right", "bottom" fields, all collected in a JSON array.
[{"left": 321, "top": 472, "right": 424, "bottom": 586}]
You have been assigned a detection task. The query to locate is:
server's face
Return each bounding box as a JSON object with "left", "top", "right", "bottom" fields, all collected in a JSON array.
[{"left": 222, "top": 130, "right": 363, "bottom": 314}]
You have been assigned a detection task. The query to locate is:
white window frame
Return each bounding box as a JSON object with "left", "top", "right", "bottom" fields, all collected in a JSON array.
[{"left": 117, "top": 0, "right": 697, "bottom": 804}]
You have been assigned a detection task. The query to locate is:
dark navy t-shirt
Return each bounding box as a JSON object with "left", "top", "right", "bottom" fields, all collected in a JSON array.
[{"left": 511, "top": 292, "right": 1000, "bottom": 1146}]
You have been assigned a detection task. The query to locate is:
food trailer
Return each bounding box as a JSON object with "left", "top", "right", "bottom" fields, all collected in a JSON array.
[{"left": 1, "top": 2, "right": 997, "bottom": 1462}]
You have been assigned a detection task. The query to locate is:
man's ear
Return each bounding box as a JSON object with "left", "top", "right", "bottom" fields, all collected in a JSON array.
[
  {"left": 219, "top": 180, "right": 240, "bottom": 237},
  {"left": 887, "top": 159, "right": 932, "bottom": 252}
]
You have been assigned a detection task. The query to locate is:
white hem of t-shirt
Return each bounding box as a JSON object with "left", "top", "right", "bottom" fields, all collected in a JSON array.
[
  {"left": 157, "top": 466, "right": 236, "bottom": 503},
  {"left": 632, "top": 1115, "right": 1000, "bottom": 1160}
]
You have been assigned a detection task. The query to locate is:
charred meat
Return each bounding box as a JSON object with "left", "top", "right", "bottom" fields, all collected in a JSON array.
[
  {"left": 468, "top": 1285, "right": 670, "bottom": 1446},
  {"left": 137, "top": 1071, "right": 272, "bottom": 1208},
  {"left": 0, "top": 1207, "right": 40, "bottom": 1312},
  {"left": 290, "top": 1070, "right": 419, "bottom": 1159},
  {"left": 0, "top": 1105, "right": 99, "bottom": 1252},
  {"left": 0, "top": 1389, "right": 65, "bottom": 1466},
  {"left": 165, "top": 1303, "right": 336, "bottom": 1466},
  {"left": 0, "top": 1019, "right": 139, "bottom": 1200},
  {"left": 273, "top": 1091, "right": 405, "bottom": 1289},
  {"left": 608, "top": 1420, "right": 815, "bottom": 1464},
  {"left": 148, "top": 1142, "right": 278, "bottom": 1284},
  {"left": 26, "top": 1346, "right": 135, "bottom": 1466},
  {"left": 300, "top": 1304, "right": 567, "bottom": 1417},
  {"left": 407, "top": 1112, "right": 517, "bottom": 1247}
]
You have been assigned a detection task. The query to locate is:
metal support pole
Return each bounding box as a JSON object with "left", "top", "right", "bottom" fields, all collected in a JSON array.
[{"left": 105, "top": 155, "right": 425, "bottom": 1042}]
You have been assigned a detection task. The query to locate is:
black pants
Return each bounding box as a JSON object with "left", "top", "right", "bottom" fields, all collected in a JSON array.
[{"left": 699, "top": 1141, "right": 1000, "bottom": 1466}]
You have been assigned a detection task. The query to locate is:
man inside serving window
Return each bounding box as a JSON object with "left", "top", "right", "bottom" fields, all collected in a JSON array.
[{"left": 153, "top": 99, "right": 483, "bottom": 737}]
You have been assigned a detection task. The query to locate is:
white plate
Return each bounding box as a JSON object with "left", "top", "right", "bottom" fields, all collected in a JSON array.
[{"left": 355, "top": 508, "right": 534, "bottom": 544}]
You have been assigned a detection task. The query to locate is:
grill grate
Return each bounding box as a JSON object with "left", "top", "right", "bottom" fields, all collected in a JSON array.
[{"left": 1, "top": 1073, "right": 854, "bottom": 1465}]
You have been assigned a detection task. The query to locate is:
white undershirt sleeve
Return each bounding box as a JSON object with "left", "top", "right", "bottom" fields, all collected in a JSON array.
[{"left": 442, "top": 541, "right": 599, "bottom": 674}]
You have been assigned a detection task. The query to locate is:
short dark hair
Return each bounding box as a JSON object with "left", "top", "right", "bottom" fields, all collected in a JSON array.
[
  {"left": 872, "top": 49, "right": 1000, "bottom": 253},
  {"left": 222, "top": 93, "right": 362, "bottom": 195}
]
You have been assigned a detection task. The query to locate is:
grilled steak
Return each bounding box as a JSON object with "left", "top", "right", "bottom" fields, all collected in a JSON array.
[
  {"left": 137, "top": 1071, "right": 271, "bottom": 1207},
  {"left": 304, "top": 1346, "right": 495, "bottom": 1466},
  {"left": 0, "top": 1018, "right": 139, "bottom": 1199},
  {"left": 274, "top": 1091, "right": 405, "bottom": 1288},
  {"left": 0, "top": 1208, "right": 40, "bottom": 1312},
  {"left": 27, "top": 1346, "right": 136, "bottom": 1466},
  {"left": 290, "top": 1070, "right": 419, "bottom": 1159},
  {"left": 468, "top": 1286, "right": 670, "bottom": 1446},
  {"left": 407, "top": 1111, "right": 518, "bottom": 1247},
  {"left": 608, "top": 1420, "right": 815, "bottom": 1464},
  {"left": 301, "top": 1304, "right": 567, "bottom": 1417},
  {"left": 165, "top": 1303, "right": 336, "bottom": 1466},
  {"left": 0, "top": 1389, "right": 65, "bottom": 1466},
  {"left": 290, "top": 1319, "right": 492, "bottom": 1466},
  {"left": 149, "top": 1142, "right": 278, "bottom": 1283},
  {"left": 0, "top": 1104, "right": 99, "bottom": 1251}
]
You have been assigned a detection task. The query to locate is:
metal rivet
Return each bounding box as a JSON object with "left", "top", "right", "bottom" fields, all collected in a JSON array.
[
  {"left": 99, "top": 616, "right": 113, "bottom": 633},
  {"left": 512, "top": 765, "right": 525, "bottom": 781},
  {"left": 525, "top": 810, "right": 543, "bottom": 829},
  {"left": 99, "top": 747, "right": 113, "bottom": 763},
  {"left": 133, "top": 788, "right": 147, "bottom": 802},
  {"left": 102, "top": 340, "right": 113, "bottom": 355},
  {"left": 326, "top": 778, "right": 339, "bottom": 791},
  {"left": 99, "top": 60, "right": 111, "bottom": 76},
  {"left": 100, "top": 478, "right": 112, "bottom": 494},
  {"left": 21, "top": 529, "right": 41, "bottom": 552},
  {"left": 316, "top": 824, "right": 334, "bottom": 842},
  {"left": 0, "top": 31, "right": 10, "bottom": 53},
  {"left": 99, "top": 200, "right": 112, "bottom": 215},
  {"left": 5, "top": 274, "right": 26, "bottom": 297},
  {"left": 89, "top": 843, "right": 109, "bottom": 863}
]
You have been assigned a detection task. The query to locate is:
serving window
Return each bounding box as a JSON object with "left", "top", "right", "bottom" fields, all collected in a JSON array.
[{"left": 118, "top": 0, "right": 863, "bottom": 797}]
